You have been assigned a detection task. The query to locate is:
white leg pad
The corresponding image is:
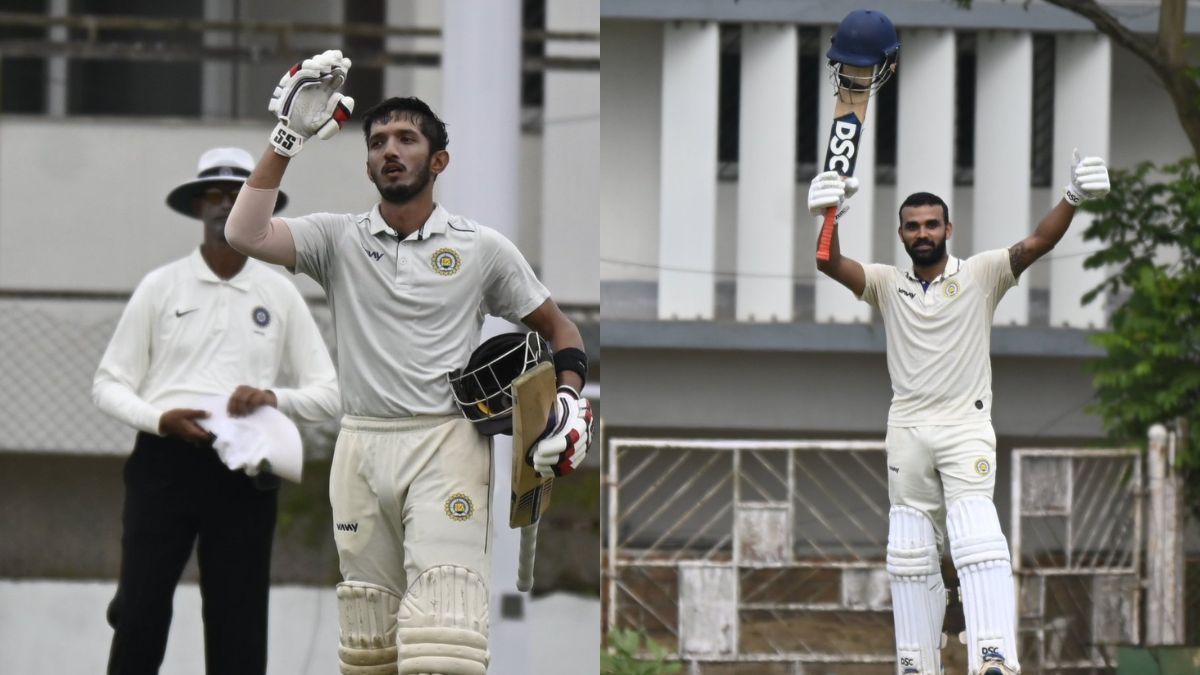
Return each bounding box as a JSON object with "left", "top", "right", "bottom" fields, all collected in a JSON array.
[
  {"left": 887, "top": 506, "right": 946, "bottom": 675},
  {"left": 947, "top": 496, "right": 1020, "bottom": 674},
  {"left": 337, "top": 581, "right": 402, "bottom": 675},
  {"left": 396, "top": 565, "right": 489, "bottom": 675}
]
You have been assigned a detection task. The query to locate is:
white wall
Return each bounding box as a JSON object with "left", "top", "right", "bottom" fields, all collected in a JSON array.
[
  {"left": 0, "top": 114, "right": 592, "bottom": 302},
  {"left": 600, "top": 20, "right": 662, "bottom": 283}
]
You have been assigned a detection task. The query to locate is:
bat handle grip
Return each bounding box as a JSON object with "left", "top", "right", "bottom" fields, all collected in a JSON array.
[
  {"left": 517, "top": 523, "right": 538, "bottom": 592},
  {"left": 816, "top": 205, "right": 838, "bottom": 262}
]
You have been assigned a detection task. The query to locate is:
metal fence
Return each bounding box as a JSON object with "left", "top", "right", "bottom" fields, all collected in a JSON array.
[
  {"left": 605, "top": 440, "right": 1164, "bottom": 674},
  {"left": 605, "top": 438, "right": 894, "bottom": 673},
  {"left": 0, "top": 297, "right": 338, "bottom": 455},
  {"left": 1011, "top": 448, "right": 1143, "bottom": 673}
]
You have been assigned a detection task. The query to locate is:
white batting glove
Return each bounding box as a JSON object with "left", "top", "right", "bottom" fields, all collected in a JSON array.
[
  {"left": 1064, "top": 149, "right": 1110, "bottom": 205},
  {"left": 268, "top": 50, "right": 355, "bottom": 157},
  {"left": 807, "top": 171, "right": 859, "bottom": 217},
  {"left": 531, "top": 387, "right": 593, "bottom": 478}
]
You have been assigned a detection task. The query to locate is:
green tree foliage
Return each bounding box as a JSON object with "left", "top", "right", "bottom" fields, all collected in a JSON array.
[
  {"left": 1080, "top": 159, "right": 1200, "bottom": 511},
  {"left": 601, "top": 629, "right": 682, "bottom": 675}
]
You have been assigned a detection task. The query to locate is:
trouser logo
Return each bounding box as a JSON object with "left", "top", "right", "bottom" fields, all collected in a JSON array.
[
  {"left": 335, "top": 522, "right": 359, "bottom": 533},
  {"left": 982, "top": 646, "right": 1003, "bottom": 660},
  {"left": 900, "top": 656, "right": 914, "bottom": 666}
]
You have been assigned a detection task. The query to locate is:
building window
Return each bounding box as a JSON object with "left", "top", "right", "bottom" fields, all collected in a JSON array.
[
  {"left": 0, "top": 0, "right": 48, "bottom": 114},
  {"left": 521, "top": 0, "right": 545, "bottom": 111},
  {"left": 954, "top": 34, "right": 977, "bottom": 185},
  {"left": 796, "top": 29, "right": 820, "bottom": 176},
  {"left": 344, "top": 0, "right": 384, "bottom": 114},
  {"left": 67, "top": 0, "right": 203, "bottom": 117},
  {"left": 716, "top": 24, "right": 741, "bottom": 173},
  {"left": 1030, "top": 34, "right": 1055, "bottom": 187}
]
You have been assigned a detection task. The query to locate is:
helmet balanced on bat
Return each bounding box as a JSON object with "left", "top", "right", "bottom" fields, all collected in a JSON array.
[{"left": 826, "top": 9, "right": 900, "bottom": 95}]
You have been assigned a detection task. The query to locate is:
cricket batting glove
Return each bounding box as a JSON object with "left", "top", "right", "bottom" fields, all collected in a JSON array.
[
  {"left": 807, "top": 171, "right": 859, "bottom": 217},
  {"left": 268, "top": 49, "right": 355, "bottom": 157},
  {"left": 1064, "top": 149, "right": 1110, "bottom": 205},
  {"left": 532, "top": 386, "right": 593, "bottom": 478}
]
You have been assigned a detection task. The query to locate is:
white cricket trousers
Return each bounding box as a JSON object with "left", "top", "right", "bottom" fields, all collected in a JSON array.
[
  {"left": 330, "top": 415, "right": 493, "bottom": 597},
  {"left": 885, "top": 421, "right": 998, "bottom": 539}
]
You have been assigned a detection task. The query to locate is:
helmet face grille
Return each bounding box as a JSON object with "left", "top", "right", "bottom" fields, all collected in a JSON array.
[{"left": 447, "top": 332, "right": 551, "bottom": 436}]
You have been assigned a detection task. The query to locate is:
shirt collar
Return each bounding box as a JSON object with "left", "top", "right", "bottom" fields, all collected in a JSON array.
[
  {"left": 903, "top": 254, "right": 962, "bottom": 283},
  {"left": 188, "top": 248, "right": 254, "bottom": 291},
  {"left": 366, "top": 202, "right": 451, "bottom": 241}
]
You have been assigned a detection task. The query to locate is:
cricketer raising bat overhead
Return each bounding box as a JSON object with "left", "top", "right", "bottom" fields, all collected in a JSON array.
[{"left": 815, "top": 9, "right": 900, "bottom": 262}]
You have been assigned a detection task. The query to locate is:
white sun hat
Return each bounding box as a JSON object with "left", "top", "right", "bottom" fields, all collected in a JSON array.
[{"left": 165, "top": 147, "right": 288, "bottom": 217}]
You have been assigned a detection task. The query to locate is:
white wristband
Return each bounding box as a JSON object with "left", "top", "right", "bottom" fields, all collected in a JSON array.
[
  {"left": 1063, "top": 184, "right": 1084, "bottom": 206},
  {"left": 270, "top": 121, "right": 303, "bottom": 158}
]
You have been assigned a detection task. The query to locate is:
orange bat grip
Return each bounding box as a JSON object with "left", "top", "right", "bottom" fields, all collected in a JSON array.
[{"left": 816, "top": 205, "right": 838, "bottom": 262}]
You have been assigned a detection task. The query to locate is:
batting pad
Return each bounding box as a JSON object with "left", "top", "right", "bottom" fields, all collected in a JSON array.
[
  {"left": 396, "top": 565, "right": 489, "bottom": 675},
  {"left": 947, "top": 496, "right": 1019, "bottom": 674},
  {"left": 887, "top": 505, "right": 946, "bottom": 675},
  {"left": 337, "top": 581, "right": 401, "bottom": 675}
]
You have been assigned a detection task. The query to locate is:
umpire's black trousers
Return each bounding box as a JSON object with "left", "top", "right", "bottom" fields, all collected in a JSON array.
[{"left": 107, "top": 432, "right": 279, "bottom": 675}]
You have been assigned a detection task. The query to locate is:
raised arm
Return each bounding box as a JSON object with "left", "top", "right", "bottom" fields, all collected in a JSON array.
[
  {"left": 809, "top": 171, "right": 867, "bottom": 297},
  {"left": 227, "top": 49, "right": 356, "bottom": 268},
  {"left": 226, "top": 148, "right": 298, "bottom": 268},
  {"left": 1009, "top": 151, "right": 1110, "bottom": 278},
  {"left": 521, "top": 298, "right": 586, "bottom": 393}
]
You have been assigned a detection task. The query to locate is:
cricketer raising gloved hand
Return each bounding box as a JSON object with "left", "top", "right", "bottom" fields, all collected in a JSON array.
[{"left": 268, "top": 49, "right": 355, "bottom": 157}]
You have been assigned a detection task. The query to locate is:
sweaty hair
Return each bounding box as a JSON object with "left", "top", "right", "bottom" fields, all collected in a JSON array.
[
  {"left": 898, "top": 192, "right": 950, "bottom": 226},
  {"left": 360, "top": 96, "right": 449, "bottom": 153}
]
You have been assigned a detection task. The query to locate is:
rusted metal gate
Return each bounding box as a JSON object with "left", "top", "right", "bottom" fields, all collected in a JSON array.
[
  {"left": 605, "top": 438, "right": 894, "bottom": 674},
  {"left": 1011, "top": 448, "right": 1143, "bottom": 672}
]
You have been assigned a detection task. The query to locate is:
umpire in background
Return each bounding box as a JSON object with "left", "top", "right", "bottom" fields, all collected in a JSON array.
[{"left": 93, "top": 147, "right": 340, "bottom": 675}]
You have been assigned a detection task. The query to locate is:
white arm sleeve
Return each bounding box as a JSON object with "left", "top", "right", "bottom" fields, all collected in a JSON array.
[
  {"left": 92, "top": 277, "right": 165, "bottom": 435},
  {"left": 272, "top": 288, "right": 341, "bottom": 423},
  {"left": 226, "top": 186, "right": 298, "bottom": 268}
]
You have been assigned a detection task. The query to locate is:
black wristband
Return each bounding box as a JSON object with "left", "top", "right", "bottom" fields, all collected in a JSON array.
[{"left": 553, "top": 347, "right": 589, "bottom": 386}]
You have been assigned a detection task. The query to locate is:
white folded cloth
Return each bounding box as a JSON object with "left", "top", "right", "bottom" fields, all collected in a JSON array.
[{"left": 193, "top": 395, "right": 304, "bottom": 483}]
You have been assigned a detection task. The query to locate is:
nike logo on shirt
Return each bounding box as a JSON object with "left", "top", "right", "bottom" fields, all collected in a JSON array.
[{"left": 175, "top": 309, "right": 199, "bottom": 318}]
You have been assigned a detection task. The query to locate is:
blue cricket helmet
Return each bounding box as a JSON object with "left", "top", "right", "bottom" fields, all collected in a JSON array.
[{"left": 827, "top": 9, "right": 900, "bottom": 67}]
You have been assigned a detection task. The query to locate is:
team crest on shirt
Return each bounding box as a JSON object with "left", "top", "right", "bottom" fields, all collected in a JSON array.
[
  {"left": 432, "top": 248, "right": 462, "bottom": 276},
  {"left": 974, "top": 458, "right": 992, "bottom": 476},
  {"left": 943, "top": 280, "right": 962, "bottom": 299},
  {"left": 252, "top": 306, "right": 271, "bottom": 327},
  {"left": 445, "top": 493, "right": 474, "bottom": 521}
]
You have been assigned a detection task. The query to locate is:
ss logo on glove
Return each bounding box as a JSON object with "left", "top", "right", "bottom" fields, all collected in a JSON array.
[{"left": 272, "top": 128, "right": 298, "bottom": 152}]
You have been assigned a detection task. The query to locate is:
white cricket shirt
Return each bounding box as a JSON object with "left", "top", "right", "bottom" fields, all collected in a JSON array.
[
  {"left": 93, "top": 249, "right": 340, "bottom": 434},
  {"left": 285, "top": 203, "right": 549, "bottom": 418},
  {"left": 859, "top": 249, "right": 1017, "bottom": 426}
]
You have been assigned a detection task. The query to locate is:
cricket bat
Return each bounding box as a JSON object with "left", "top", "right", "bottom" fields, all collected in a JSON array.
[
  {"left": 509, "top": 361, "right": 557, "bottom": 591},
  {"left": 815, "top": 63, "right": 883, "bottom": 262}
]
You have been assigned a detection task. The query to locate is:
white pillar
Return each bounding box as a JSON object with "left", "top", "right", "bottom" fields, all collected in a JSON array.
[
  {"left": 814, "top": 26, "right": 874, "bottom": 324},
  {"left": 975, "top": 30, "right": 1033, "bottom": 325},
  {"left": 658, "top": 21, "right": 719, "bottom": 320},
  {"left": 542, "top": 1, "right": 599, "bottom": 305},
  {"left": 202, "top": 0, "right": 235, "bottom": 119},
  {"left": 46, "top": 0, "right": 68, "bottom": 116},
  {"left": 386, "top": 0, "right": 442, "bottom": 105},
  {"left": 895, "top": 28, "right": 956, "bottom": 266},
  {"left": 441, "top": 3, "right": 529, "bottom": 672},
  {"left": 1050, "top": 33, "right": 1111, "bottom": 328},
  {"left": 736, "top": 24, "right": 797, "bottom": 322}
]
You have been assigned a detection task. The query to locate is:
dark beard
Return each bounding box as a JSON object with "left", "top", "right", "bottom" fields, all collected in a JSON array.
[
  {"left": 905, "top": 237, "right": 947, "bottom": 267},
  {"left": 373, "top": 161, "right": 433, "bottom": 204}
]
